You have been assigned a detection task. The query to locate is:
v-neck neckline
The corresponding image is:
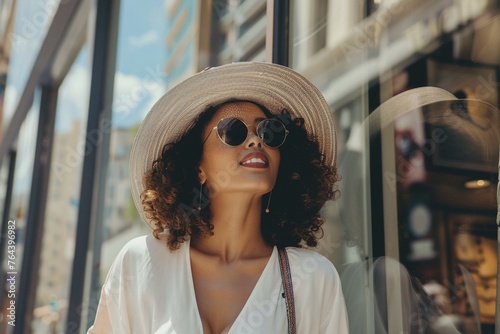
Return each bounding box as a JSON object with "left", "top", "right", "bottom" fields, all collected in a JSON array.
[{"left": 186, "top": 239, "right": 277, "bottom": 334}]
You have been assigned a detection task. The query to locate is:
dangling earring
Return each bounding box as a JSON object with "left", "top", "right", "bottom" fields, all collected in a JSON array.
[
  {"left": 265, "top": 191, "right": 272, "bottom": 213},
  {"left": 198, "top": 183, "right": 203, "bottom": 211}
]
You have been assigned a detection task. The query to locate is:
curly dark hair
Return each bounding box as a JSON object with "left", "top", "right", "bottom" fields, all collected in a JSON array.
[{"left": 141, "top": 100, "right": 339, "bottom": 250}]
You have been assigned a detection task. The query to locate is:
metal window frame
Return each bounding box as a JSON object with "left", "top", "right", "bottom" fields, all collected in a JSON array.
[
  {"left": 266, "top": 0, "right": 290, "bottom": 66},
  {"left": 66, "top": 0, "right": 120, "bottom": 331},
  {"left": 15, "top": 84, "right": 59, "bottom": 334},
  {"left": 0, "top": 148, "right": 16, "bottom": 307}
]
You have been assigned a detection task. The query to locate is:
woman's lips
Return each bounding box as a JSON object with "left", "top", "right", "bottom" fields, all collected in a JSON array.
[{"left": 239, "top": 152, "right": 269, "bottom": 168}]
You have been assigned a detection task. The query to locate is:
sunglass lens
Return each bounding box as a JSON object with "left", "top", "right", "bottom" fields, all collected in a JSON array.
[
  {"left": 258, "top": 119, "right": 287, "bottom": 147},
  {"left": 217, "top": 118, "right": 248, "bottom": 146}
]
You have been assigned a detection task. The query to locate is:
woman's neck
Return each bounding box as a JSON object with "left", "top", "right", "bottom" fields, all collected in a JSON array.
[{"left": 190, "top": 193, "right": 272, "bottom": 263}]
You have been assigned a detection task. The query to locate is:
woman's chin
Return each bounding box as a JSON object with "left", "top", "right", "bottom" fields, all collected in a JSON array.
[{"left": 211, "top": 182, "right": 274, "bottom": 196}]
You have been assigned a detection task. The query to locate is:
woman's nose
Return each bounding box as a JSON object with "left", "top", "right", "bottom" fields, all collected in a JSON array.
[{"left": 245, "top": 128, "right": 263, "bottom": 148}]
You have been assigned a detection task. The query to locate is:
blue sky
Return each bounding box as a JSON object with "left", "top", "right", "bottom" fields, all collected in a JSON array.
[
  {"left": 110, "top": 0, "right": 169, "bottom": 128},
  {"left": 116, "top": 0, "right": 167, "bottom": 77},
  {"left": 54, "top": 0, "right": 171, "bottom": 131}
]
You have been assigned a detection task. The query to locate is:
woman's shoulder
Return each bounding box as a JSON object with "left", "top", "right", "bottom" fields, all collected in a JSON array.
[
  {"left": 285, "top": 247, "right": 340, "bottom": 283},
  {"left": 114, "top": 234, "right": 183, "bottom": 265},
  {"left": 118, "top": 234, "right": 159, "bottom": 253}
]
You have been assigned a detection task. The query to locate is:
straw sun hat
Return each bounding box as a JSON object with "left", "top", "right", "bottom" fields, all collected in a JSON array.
[{"left": 129, "top": 62, "right": 337, "bottom": 229}]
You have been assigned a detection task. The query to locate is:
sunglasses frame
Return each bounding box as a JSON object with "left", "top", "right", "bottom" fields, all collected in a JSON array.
[{"left": 204, "top": 117, "right": 289, "bottom": 148}]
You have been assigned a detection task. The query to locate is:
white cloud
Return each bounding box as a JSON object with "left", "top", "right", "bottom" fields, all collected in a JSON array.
[
  {"left": 112, "top": 72, "right": 147, "bottom": 121},
  {"left": 113, "top": 72, "right": 143, "bottom": 97},
  {"left": 112, "top": 70, "right": 167, "bottom": 126},
  {"left": 55, "top": 65, "right": 91, "bottom": 133},
  {"left": 128, "top": 30, "right": 160, "bottom": 48},
  {"left": 140, "top": 80, "right": 167, "bottom": 119}
]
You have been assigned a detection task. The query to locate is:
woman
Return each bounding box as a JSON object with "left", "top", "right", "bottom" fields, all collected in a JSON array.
[{"left": 88, "top": 62, "right": 349, "bottom": 333}]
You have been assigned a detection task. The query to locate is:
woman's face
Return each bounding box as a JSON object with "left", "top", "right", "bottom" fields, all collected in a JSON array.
[{"left": 199, "top": 102, "right": 280, "bottom": 196}]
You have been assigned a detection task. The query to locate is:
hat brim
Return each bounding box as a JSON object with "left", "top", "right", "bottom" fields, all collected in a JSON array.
[{"left": 129, "top": 62, "right": 336, "bottom": 230}]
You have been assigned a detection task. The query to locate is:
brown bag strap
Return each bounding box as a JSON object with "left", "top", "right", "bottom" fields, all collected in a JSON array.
[{"left": 278, "top": 248, "right": 296, "bottom": 334}]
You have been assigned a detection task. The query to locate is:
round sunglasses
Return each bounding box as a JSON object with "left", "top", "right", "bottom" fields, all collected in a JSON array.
[{"left": 204, "top": 117, "right": 289, "bottom": 148}]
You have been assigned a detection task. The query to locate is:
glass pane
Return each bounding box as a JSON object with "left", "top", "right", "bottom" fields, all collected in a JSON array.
[
  {"left": 387, "top": 99, "right": 499, "bottom": 333},
  {"left": 292, "top": 0, "right": 374, "bottom": 331},
  {"left": 97, "top": 0, "right": 168, "bottom": 288},
  {"left": 291, "top": 0, "right": 499, "bottom": 332},
  {"left": 31, "top": 44, "right": 91, "bottom": 333},
  {"left": 2, "top": 0, "right": 59, "bottom": 129},
  {"left": 211, "top": 0, "right": 267, "bottom": 64},
  {"left": 0, "top": 89, "right": 40, "bottom": 332}
]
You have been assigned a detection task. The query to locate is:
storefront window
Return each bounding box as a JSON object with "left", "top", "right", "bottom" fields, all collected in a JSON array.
[
  {"left": 292, "top": 0, "right": 499, "bottom": 332},
  {"left": 3, "top": 0, "right": 496, "bottom": 331}
]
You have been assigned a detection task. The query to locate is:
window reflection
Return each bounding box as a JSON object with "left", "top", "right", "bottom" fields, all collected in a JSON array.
[{"left": 291, "top": 0, "right": 499, "bottom": 332}]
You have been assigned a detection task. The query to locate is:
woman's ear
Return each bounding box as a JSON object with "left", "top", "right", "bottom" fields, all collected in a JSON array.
[{"left": 198, "top": 168, "right": 206, "bottom": 184}]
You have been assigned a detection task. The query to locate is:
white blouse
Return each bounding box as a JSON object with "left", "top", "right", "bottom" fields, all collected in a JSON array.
[{"left": 87, "top": 235, "right": 349, "bottom": 333}]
